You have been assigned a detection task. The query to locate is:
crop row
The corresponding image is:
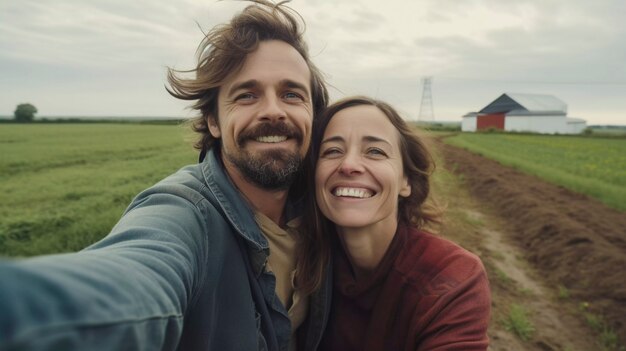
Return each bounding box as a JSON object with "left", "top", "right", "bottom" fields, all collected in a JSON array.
[{"left": 444, "top": 133, "right": 626, "bottom": 211}]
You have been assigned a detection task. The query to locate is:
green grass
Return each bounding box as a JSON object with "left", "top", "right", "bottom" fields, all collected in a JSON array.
[
  {"left": 580, "top": 308, "right": 624, "bottom": 351},
  {"left": 0, "top": 124, "right": 197, "bottom": 257},
  {"left": 493, "top": 267, "right": 513, "bottom": 285},
  {"left": 558, "top": 285, "right": 571, "bottom": 299},
  {"left": 445, "top": 133, "right": 626, "bottom": 211},
  {"left": 503, "top": 304, "right": 535, "bottom": 341}
]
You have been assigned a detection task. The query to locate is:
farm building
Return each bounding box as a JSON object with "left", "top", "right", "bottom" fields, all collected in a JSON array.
[{"left": 462, "top": 93, "right": 587, "bottom": 134}]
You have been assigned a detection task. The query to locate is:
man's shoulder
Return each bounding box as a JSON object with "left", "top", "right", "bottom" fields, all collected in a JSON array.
[
  {"left": 160, "top": 163, "right": 206, "bottom": 188},
  {"left": 123, "top": 163, "right": 215, "bottom": 213}
]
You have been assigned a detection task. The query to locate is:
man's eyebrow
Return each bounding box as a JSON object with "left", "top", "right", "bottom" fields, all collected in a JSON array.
[
  {"left": 226, "top": 80, "right": 259, "bottom": 97},
  {"left": 226, "top": 79, "right": 310, "bottom": 97},
  {"left": 281, "top": 79, "right": 310, "bottom": 95}
]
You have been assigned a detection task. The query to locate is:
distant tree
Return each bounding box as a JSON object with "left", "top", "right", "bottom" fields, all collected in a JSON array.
[{"left": 14, "top": 103, "right": 38, "bottom": 122}]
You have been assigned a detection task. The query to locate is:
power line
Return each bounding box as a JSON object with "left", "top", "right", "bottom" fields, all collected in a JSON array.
[{"left": 438, "top": 76, "right": 626, "bottom": 86}]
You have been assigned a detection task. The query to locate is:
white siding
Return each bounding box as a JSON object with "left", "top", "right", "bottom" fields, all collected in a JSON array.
[
  {"left": 566, "top": 118, "right": 587, "bottom": 134},
  {"left": 462, "top": 116, "right": 477, "bottom": 132},
  {"left": 505, "top": 115, "right": 572, "bottom": 134}
]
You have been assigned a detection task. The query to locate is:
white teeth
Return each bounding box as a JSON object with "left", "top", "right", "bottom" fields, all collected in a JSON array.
[
  {"left": 333, "top": 187, "right": 373, "bottom": 198},
  {"left": 256, "top": 135, "right": 287, "bottom": 143}
]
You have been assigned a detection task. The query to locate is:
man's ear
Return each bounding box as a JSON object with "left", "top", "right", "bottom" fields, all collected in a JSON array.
[{"left": 207, "top": 115, "right": 221, "bottom": 138}]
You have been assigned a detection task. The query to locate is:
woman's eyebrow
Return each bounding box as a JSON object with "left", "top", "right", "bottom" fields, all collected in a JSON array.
[
  {"left": 320, "top": 135, "right": 344, "bottom": 145},
  {"left": 363, "top": 135, "right": 392, "bottom": 146}
]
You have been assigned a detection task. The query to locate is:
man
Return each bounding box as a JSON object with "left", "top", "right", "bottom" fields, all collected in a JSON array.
[{"left": 0, "top": 1, "right": 330, "bottom": 350}]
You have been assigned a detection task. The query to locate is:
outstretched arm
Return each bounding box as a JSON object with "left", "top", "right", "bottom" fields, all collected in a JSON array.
[{"left": 0, "top": 189, "right": 210, "bottom": 351}]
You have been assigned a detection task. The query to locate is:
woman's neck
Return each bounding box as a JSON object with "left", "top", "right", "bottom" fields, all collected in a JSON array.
[{"left": 337, "top": 220, "right": 399, "bottom": 279}]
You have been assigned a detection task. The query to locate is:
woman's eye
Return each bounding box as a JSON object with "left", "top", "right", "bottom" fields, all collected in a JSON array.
[
  {"left": 367, "top": 148, "right": 387, "bottom": 157},
  {"left": 320, "top": 148, "right": 342, "bottom": 158}
]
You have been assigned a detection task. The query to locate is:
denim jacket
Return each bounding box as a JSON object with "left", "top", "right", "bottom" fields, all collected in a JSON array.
[{"left": 0, "top": 148, "right": 332, "bottom": 351}]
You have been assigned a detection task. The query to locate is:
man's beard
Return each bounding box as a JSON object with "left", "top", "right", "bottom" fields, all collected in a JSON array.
[
  {"left": 226, "top": 149, "right": 302, "bottom": 190},
  {"left": 224, "top": 122, "right": 304, "bottom": 190}
]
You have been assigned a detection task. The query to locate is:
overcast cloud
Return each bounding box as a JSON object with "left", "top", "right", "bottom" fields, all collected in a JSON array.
[{"left": 1, "top": 0, "right": 625, "bottom": 124}]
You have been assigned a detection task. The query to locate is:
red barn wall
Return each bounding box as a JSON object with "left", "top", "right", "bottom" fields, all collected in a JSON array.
[{"left": 477, "top": 113, "right": 505, "bottom": 130}]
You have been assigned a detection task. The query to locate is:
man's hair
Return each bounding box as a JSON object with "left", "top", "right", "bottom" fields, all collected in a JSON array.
[{"left": 166, "top": 0, "right": 328, "bottom": 156}]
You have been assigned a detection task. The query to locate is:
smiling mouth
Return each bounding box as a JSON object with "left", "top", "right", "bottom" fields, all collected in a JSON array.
[
  {"left": 239, "top": 122, "right": 301, "bottom": 146},
  {"left": 256, "top": 135, "right": 288, "bottom": 143},
  {"left": 333, "top": 187, "right": 374, "bottom": 198}
]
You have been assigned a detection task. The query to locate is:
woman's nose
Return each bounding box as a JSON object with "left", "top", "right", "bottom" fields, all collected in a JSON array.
[{"left": 338, "top": 152, "right": 364, "bottom": 175}]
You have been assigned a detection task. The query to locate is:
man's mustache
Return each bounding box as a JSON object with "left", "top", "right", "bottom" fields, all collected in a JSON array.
[{"left": 237, "top": 122, "right": 302, "bottom": 146}]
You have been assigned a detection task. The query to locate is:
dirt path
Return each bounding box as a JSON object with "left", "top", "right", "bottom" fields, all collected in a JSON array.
[{"left": 434, "top": 138, "right": 626, "bottom": 350}]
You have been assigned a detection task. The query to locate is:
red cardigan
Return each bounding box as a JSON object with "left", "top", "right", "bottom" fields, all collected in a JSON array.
[{"left": 320, "top": 225, "right": 491, "bottom": 351}]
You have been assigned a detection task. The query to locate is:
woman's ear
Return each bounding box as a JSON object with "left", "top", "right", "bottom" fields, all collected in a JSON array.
[
  {"left": 400, "top": 175, "right": 411, "bottom": 198},
  {"left": 207, "top": 115, "right": 221, "bottom": 138}
]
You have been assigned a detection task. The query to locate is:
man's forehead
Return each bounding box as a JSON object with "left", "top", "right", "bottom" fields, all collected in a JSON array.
[{"left": 228, "top": 40, "right": 311, "bottom": 87}]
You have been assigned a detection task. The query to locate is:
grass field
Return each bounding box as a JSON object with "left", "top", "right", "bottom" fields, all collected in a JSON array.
[
  {"left": 0, "top": 124, "right": 197, "bottom": 257},
  {"left": 3, "top": 124, "right": 624, "bottom": 258},
  {"left": 444, "top": 133, "right": 626, "bottom": 211}
]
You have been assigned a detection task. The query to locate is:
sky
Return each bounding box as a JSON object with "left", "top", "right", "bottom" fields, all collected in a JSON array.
[{"left": 1, "top": 0, "right": 625, "bottom": 125}]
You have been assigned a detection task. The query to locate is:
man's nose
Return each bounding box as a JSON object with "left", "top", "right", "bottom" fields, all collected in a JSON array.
[{"left": 258, "top": 95, "right": 287, "bottom": 121}]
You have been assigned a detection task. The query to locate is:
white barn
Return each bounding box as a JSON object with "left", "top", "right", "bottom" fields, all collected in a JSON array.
[{"left": 462, "top": 93, "right": 587, "bottom": 134}]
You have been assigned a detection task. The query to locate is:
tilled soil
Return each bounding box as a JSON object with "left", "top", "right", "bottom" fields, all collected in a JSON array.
[{"left": 437, "top": 140, "right": 626, "bottom": 346}]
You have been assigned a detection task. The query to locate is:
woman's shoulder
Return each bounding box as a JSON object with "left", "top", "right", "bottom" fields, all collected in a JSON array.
[{"left": 394, "top": 227, "right": 486, "bottom": 295}]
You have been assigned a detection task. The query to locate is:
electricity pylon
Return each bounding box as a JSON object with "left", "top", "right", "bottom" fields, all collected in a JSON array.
[{"left": 418, "top": 77, "right": 434, "bottom": 121}]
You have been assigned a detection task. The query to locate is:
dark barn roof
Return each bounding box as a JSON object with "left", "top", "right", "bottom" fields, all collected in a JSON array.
[{"left": 479, "top": 93, "right": 567, "bottom": 115}]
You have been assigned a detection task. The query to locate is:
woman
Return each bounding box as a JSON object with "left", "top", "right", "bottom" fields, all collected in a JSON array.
[{"left": 308, "top": 96, "right": 491, "bottom": 351}]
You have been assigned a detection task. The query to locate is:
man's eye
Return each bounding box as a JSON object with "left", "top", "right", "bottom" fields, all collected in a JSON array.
[
  {"left": 236, "top": 93, "right": 256, "bottom": 101},
  {"left": 283, "top": 92, "right": 303, "bottom": 101}
]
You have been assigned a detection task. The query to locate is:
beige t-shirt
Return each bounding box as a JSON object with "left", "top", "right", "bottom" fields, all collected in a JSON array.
[{"left": 254, "top": 212, "right": 309, "bottom": 350}]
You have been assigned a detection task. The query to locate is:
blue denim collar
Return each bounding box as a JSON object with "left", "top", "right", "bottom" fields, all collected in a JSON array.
[{"left": 200, "top": 148, "right": 269, "bottom": 253}]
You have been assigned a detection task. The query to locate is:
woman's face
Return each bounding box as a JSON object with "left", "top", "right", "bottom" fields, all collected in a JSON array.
[{"left": 315, "top": 105, "right": 411, "bottom": 232}]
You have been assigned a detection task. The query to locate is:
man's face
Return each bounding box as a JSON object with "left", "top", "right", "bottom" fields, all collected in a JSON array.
[{"left": 208, "top": 40, "right": 313, "bottom": 190}]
